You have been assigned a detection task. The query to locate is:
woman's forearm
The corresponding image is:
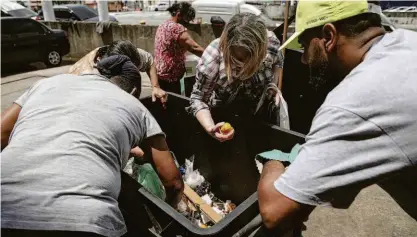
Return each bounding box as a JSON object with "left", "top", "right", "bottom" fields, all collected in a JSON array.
[
  {"left": 147, "top": 63, "right": 160, "bottom": 88},
  {"left": 195, "top": 109, "right": 215, "bottom": 132}
]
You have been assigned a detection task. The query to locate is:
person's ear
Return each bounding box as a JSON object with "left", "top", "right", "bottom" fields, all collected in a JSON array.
[{"left": 322, "top": 23, "right": 337, "bottom": 53}]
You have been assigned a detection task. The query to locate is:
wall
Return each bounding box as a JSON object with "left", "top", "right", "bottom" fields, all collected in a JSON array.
[{"left": 43, "top": 21, "right": 218, "bottom": 60}]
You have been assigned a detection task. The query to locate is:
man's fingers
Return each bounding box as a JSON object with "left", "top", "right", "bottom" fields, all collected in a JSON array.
[{"left": 130, "top": 146, "right": 144, "bottom": 158}]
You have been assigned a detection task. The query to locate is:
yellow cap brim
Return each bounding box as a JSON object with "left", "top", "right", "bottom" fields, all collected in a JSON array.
[{"left": 279, "top": 31, "right": 303, "bottom": 51}]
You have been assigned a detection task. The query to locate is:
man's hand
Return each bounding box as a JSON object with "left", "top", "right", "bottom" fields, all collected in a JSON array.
[
  {"left": 258, "top": 161, "right": 313, "bottom": 233},
  {"left": 207, "top": 122, "right": 235, "bottom": 142},
  {"left": 152, "top": 87, "right": 168, "bottom": 108},
  {"left": 143, "top": 135, "right": 184, "bottom": 207},
  {"left": 130, "top": 146, "right": 145, "bottom": 159}
]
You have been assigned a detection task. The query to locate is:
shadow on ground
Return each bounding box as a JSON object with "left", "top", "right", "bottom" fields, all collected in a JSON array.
[{"left": 1, "top": 61, "right": 73, "bottom": 78}]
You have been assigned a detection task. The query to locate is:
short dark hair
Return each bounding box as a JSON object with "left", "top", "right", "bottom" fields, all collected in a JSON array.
[
  {"left": 167, "top": 2, "right": 195, "bottom": 21},
  {"left": 96, "top": 55, "right": 141, "bottom": 94},
  {"left": 303, "top": 13, "right": 382, "bottom": 40},
  {"left": 332, "top": 13, "right": 382, "bottom": 37},
  {"left": 94, "top": 45, "right": 109, "bottom": 63},
  {"left": 105, "top": 40, "right": 141, "bottom": 66},
  {"left": 109, "top": 75, "right": 137, "bottom": 93}
]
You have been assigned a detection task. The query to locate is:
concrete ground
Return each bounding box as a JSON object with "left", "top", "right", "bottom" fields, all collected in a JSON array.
[
  {"left": 1, "top": 65, "right": 416, "bottom": 236},
  {"left": 1, "top": 64, "right": 152, "bottom": 112},
  {"left": 111, "top": 11, "right": 171, "bottom": 25}
]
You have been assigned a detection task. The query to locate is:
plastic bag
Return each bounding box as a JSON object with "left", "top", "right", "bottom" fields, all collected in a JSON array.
[
  {"left": 183, "top": 157, "right": 205, "bottom": 189},
  {"left": 276, "top": 89, "right": 290, "bottom": 129},
  {"left": 254, "top": 83, "right": 290, "bottom": 130},
  {"left": 137, "top": 163, "right": 166, "bottom": 200}
]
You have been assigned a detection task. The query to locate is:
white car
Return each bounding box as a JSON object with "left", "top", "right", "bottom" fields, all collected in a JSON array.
[
  {"left": 384, "top": 6, "right": 417, "bottom": 13},
  {"left": 149, "top": 2, "right": 169, "bottom": 11}
]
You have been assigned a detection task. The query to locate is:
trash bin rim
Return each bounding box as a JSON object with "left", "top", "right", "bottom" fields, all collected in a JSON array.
[{"left": 139, "top": 187, "right": 259, "bottom": 235}]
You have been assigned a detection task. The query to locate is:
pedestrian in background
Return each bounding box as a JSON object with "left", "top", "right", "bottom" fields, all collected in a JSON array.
[
  {"left": 154, "top": 2, "right": 205, "bottom": 94},
  {"left": 69, "top": 40, "right": 167, "bottom": 106}
]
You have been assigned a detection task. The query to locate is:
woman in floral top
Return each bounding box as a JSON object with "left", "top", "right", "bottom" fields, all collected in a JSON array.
[
  {"left": 189, "top": 13, "right": 285, "bottom": 142},
  {"left": 154, "top": 2, "right": 204, "bottom": 94}
]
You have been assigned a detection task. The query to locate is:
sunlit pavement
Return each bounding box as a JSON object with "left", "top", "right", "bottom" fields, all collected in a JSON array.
[{"left": 1, "top": 64, "right": 151, "bottom": 112}]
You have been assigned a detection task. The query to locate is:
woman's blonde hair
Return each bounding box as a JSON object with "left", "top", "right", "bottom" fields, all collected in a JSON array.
[{"left": 219, "top": 13, "right": 268, "bottom": 81}]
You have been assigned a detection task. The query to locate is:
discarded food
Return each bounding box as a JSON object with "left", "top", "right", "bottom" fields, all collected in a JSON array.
[{"left": 220, "top": 123, "right": 233, "bottom": 135}]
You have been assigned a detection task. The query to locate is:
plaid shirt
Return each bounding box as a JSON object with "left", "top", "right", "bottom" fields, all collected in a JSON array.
[{"left": 189, "top": 31, "right": 284, "bottom": 116}]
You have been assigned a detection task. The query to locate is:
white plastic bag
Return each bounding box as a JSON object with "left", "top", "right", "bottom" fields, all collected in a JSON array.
[
  {"left": 277, "top": 89, "right": 290, "bottom": 129},
  {"left": 183, "top": 157, "right": 205, "bottom": 189},
  {"left": 255, "top": 83, "right": 290, "bottom": 130}
]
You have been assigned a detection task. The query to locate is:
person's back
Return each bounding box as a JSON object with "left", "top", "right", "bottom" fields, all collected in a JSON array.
[
  {"left": 1, "top": 74, "right": 158, "bottom": 236},
  {"left": 277, "top": 29, "right": 417, "bottom": 218}
]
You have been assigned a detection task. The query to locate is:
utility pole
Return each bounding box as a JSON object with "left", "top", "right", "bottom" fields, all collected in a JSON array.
[
  {"left": 41, "top": 0, "right": 56, "bottom": 21},
  {"left": 97, "top": 0, "right": 110, "bottom": 21}
]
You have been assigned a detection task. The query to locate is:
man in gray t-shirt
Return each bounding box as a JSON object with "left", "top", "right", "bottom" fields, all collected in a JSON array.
[
  {"left": 257, "top": 1, "right": 417, "bottom": 235},
  {"left": 1, "top": 55, "right": 183, "bottom": 237}
]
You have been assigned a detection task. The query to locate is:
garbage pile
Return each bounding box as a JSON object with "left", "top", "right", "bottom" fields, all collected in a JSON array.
[{"left": 177, "top": 158, "right": 236, "bottom": 228}]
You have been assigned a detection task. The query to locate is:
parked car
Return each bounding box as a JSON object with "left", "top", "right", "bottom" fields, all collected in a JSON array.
[
  {"left": 384, "top": 6, "right": 417, "bottom": 12},
  {"left": 1, "top": 0, "right": 37, "bottom": 18},
  {"left": 1, "top": 17, "right": 70, "bottom": 67},
  {"left": 36, "top": 4, "right": 118, "bottom": 22},
  {"left": 149, "top": 2, "right": 169, "bottom": 11},
  {"left": 192, "top": 0, "right": 280, "bottom": 27}
]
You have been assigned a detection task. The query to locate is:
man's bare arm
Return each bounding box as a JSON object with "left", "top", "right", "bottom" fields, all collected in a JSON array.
[
  {"left": 258, "top": 161, "right": 314, "bottom": 233},
  {"left": 179, "top": 31, "right": 205, "bottom": 57},
  {"left": 143, "top": 135, "right": 184, "bottom": 207},
  {"left": 1, "top": 103, "right": 21, "bottom": 151}
]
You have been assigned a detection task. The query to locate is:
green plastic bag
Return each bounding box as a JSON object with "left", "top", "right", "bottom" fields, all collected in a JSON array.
[{"left": 137, "top": 163, "right": 166, "bottom": 200}]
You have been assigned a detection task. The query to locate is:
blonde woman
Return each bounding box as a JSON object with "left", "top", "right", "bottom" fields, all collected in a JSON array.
[{"left": 189, "top": 13, "right": 284, "bottom": 142}]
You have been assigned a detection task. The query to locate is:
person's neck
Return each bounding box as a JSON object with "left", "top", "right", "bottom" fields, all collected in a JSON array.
[
  {"left": 170, "top": 16, "right": 178, "bottom": 23},
  {"left": 337, "top": 27, "right": 385, "bottom": 76}
]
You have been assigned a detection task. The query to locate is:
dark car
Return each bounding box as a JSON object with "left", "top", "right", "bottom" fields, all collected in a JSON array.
[
  {"left": 36, "top": 4, "right": 118, "bottom": 22},
  {"left": 1, "top": 17, "right": 70, "bottom": 67}
]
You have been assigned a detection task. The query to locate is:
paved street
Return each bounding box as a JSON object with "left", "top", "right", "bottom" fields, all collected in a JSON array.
[
  {"left": 111, "top": 11, "right": 171, "bottom": 25},
  {"left": 111, "top": 11, "right": 284, "bottom": 27},
  {"left": 1, "top": 65, "right": 152, "bottom": 112}
]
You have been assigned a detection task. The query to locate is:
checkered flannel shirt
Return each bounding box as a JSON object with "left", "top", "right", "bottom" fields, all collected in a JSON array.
[{"left": 189, "top": 31, "right": 284, "bottom": 116}]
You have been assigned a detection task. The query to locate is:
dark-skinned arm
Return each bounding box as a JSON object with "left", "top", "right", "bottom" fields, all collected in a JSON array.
[
  {"left": 1, "top": 103, "right": 21, "bottom": 151},
  {"left": 142, "top": 135, "right": 184, "bottom": 207},
  {"left": 258, "top": 160, "right": 314, "bottom": 234},
  {"left": 178, "top": 31, "right": 205, "bottom": 57}
]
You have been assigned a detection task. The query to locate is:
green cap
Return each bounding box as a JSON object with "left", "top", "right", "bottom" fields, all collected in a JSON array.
[{"left": 280, "top": 0, "right": 369, "bottom": 50}]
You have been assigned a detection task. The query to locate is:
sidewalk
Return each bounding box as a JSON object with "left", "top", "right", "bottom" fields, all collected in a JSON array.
[{"left": 1, "top": 65, "right": 151, "bottom": 112}]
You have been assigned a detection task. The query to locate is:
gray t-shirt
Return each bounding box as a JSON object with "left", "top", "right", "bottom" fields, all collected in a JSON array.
[
  {"left": 275, "top": 29, "right": 417, "bottom": 215},
  {"left": 1, "top": 74, "right": 163, "bottom": 236}
]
